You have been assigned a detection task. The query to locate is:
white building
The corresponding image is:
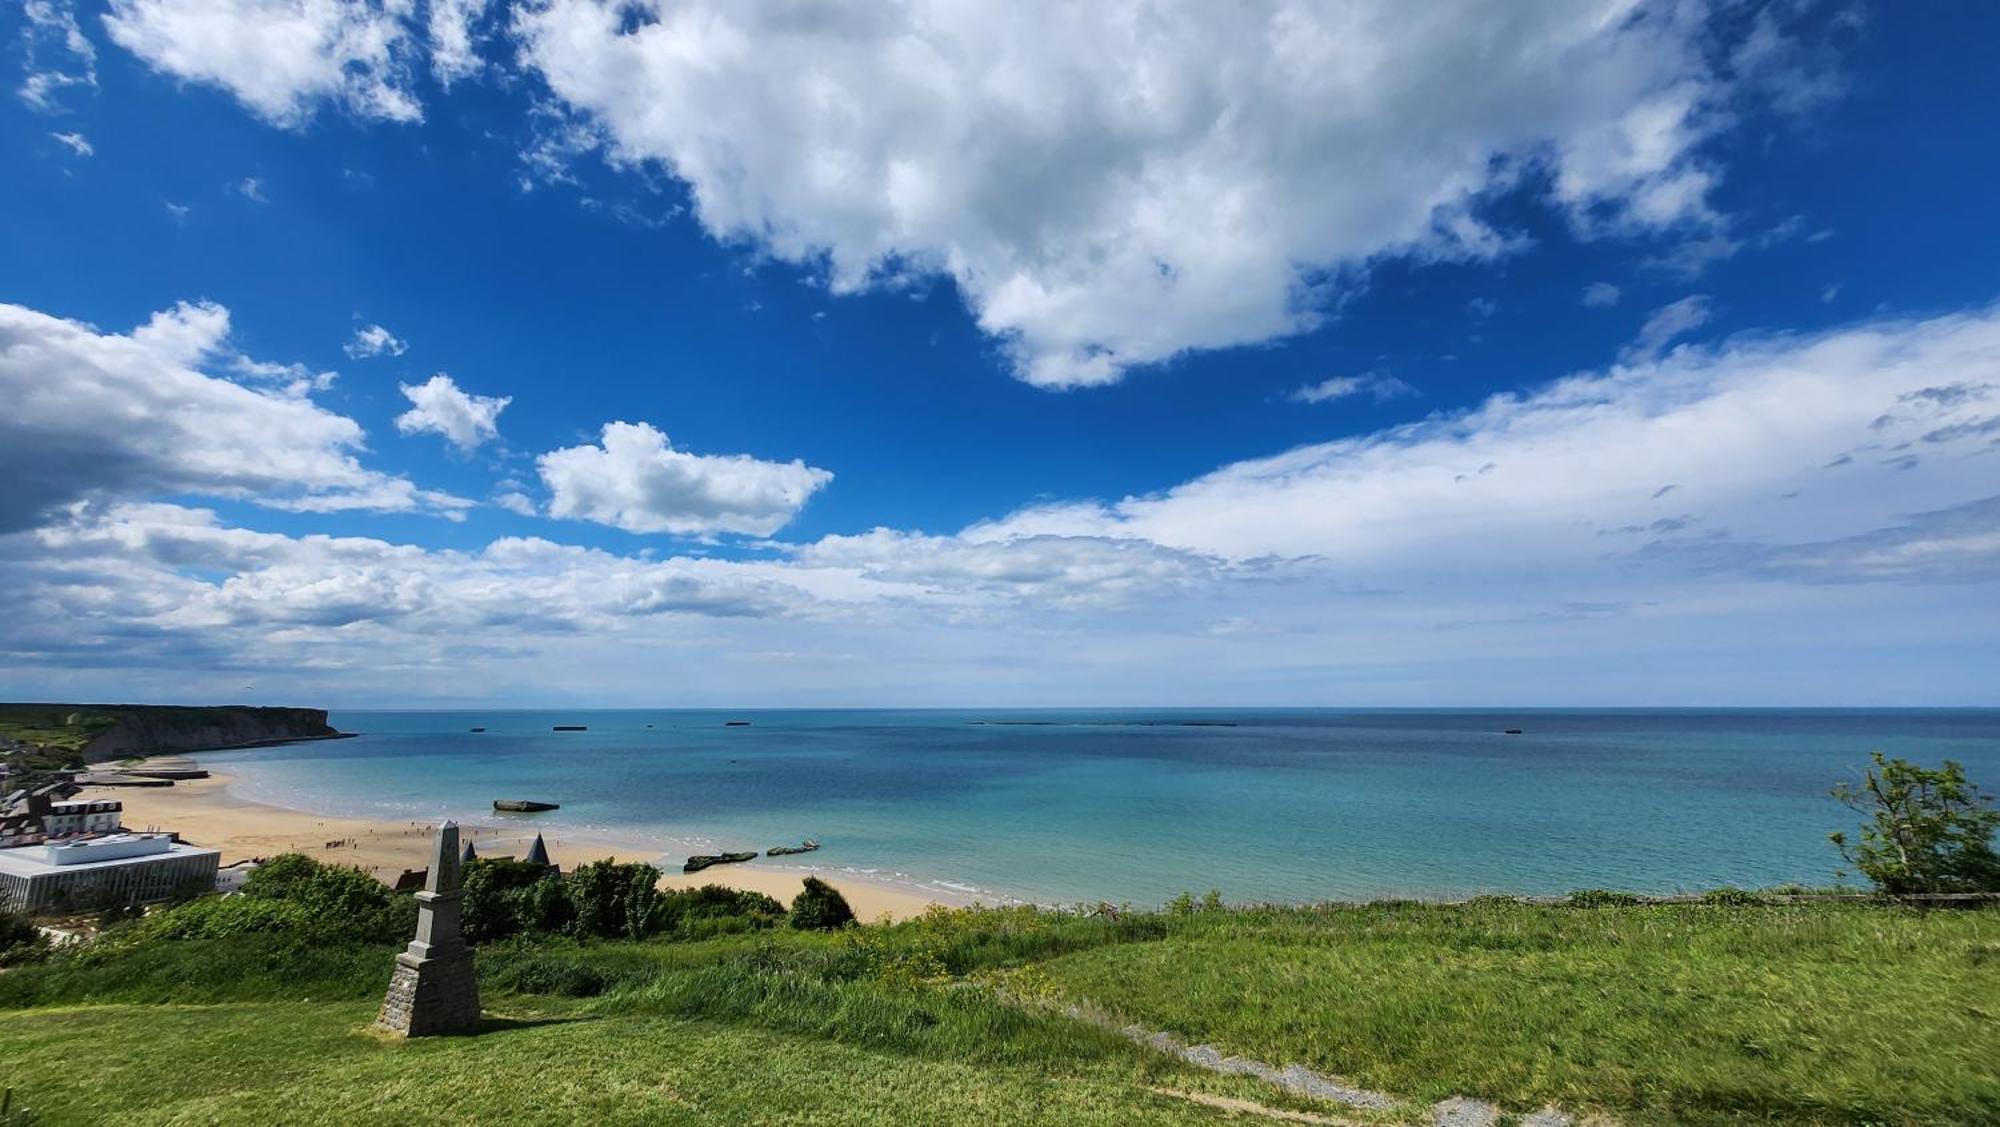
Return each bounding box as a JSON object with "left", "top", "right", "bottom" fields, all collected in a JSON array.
[
  {"left": 0, "top": 833, "right": 219, "bottom": 914},
  {"left": 44, "top": 799, "right": 123, "bottom": 837}
]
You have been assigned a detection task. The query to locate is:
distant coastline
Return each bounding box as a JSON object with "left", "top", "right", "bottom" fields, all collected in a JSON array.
[{"left": 0, "top": 702, "right": 346, "bottom": 764}]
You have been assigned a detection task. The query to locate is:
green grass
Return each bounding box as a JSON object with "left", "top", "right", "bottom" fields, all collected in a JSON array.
[
  {"left": 0, "top": 900, "right": 1993, "bottom": 1124},
  {"left": 0, "top": 704, "right": 123, "bottom": 755},
  {"left": 0, "top": 1004, "right": 1252, "bottom": 1125},
  {"left": 1029, "top": 899, "right": 2000, "bottom": 1125}
]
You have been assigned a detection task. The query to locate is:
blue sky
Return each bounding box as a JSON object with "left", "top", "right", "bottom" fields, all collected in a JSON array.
[{"left": 2, "top": 1, "right": 1997, "bottom": 707}]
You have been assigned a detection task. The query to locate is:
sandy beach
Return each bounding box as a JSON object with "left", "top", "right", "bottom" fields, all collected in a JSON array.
[{"left": 93, "top": 773, "right": 943, "bottom": 922}]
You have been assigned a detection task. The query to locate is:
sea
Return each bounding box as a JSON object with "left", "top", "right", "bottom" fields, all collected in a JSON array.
[{"left": 195, "top": 709, "right": 2000, "bottom": 908}]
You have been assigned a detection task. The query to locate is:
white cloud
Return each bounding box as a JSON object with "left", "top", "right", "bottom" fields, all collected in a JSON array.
[
  {"left": 395, "top": 373, "right": 510, "bottom": 453},
  {"left": 236, "top": 176, "right": 268, "bottom": 202},
  {"left": 164, "top": 201, "right": 192, "bottom": 223},
  {"left": 1582, "top": 282, "right": 1622, "bottom": 308},
  {"left": 796, "top": 528, "right": 1223, "bottom": 610},
  {"left": 493, "top": 490, "right": 538, "bottom": 516},
  {"left": 538, "top": 421, "right": 832, "bottom": 537},
  {"left": 0, "top": 299, "right": 466, "bottom": 532},
  {"left": 971, "top": 306, "right": 2000, "bottom": 581},
  {"left": 18, "top": 0, "right": 98, "bottom": 111},
  {"left": 344, "top": 321, "right": 407, "bottom": 358},
  {"left": 104, "top": 0, "right": 423, "bottom": 127},
  {"left": 426, "top": 0, "right": 485, "bottom": 85},
  {"left": 1622, "top": 294, "right": 1714, "bottom": 362},
  {"left": 1291, "top": 374, "right": 1417, "bottom": 405},
  {"left": 6, "top": 305, "right": 1997, "bottom": 706},
  {"left": 512, "top": 0, "right": 1817, "bottom": 388},
  {"left": 49, "top": 130, "right": 92, "bottom": 156}
]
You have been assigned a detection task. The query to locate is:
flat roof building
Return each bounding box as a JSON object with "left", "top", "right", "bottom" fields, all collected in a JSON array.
[{"left": 0, "top": 833, "right": 219, "bottom": 914}]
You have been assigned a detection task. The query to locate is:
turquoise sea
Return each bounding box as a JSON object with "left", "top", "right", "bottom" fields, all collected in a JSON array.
[{"left": 197, "top": 709, "right": 2000, "bottom": 907}]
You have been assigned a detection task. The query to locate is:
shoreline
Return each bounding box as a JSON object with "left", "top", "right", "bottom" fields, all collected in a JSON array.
[{"left": 91, "top": 772, "right": 949, "bottom": 923}]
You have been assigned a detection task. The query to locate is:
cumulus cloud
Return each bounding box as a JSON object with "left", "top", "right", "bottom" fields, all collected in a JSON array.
[
  {"left": 1582, "top": 282, "right": 1622, "bottom": 308},
  {"left": 236, "top": 176, "right": 268, "bottom": 202},
  {"left": 0, "top": 299, "right": 467, "bottom": 532},
  {"left": 512, "top": 0, "right": 1824, "bottom": 388},
  {"left": 104, "top": 0, "right": 423, "bottom": 127},
  {"left": 395, "top": 373, "right": 510, "bottom": 453},
  {"left": 1291, "top": 374, "right": 1418, "bottom": 405},
  {"left": 344, "top": 322, "right": 406, "bottom": 358},
  {"left": 539, "top": 421, "right": 833, "bottom": 537},
  {"left": 18, "top": 0, "right": 98, "bottom": 111},
  {"left": 5, "top": 304, "right": 1997, "bottom": 705}
]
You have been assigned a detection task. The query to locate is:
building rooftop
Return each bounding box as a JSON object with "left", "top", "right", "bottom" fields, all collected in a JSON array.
[{"left": 0, "top": 837, "right": 219, "bottom": 878}]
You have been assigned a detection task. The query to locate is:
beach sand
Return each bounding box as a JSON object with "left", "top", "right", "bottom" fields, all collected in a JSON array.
[{"left": 94, "top": 773, "right": 943, "bottom": 923}]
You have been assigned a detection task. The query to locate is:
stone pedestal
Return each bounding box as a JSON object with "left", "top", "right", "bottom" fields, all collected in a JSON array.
[{"left": 376, "top": 822, "right": 481, "bottom": 1036}]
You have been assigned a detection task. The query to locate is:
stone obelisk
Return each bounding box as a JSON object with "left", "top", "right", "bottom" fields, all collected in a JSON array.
[{"left": 376, "top": 821, "right": 481, "bottom": 1036}]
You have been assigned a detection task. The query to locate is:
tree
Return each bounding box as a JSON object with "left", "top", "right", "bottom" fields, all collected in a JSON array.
[
  {"left": 1831, "top": 753, "right": 2000, "bottom": 894},
  {"left": 789, "top": 876, "right": 856, "bottom": 930}
]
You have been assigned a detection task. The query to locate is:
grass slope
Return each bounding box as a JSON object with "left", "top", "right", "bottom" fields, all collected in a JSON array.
[
  {"left": 1031, "top": 900, "right": 2000, "bottom": 1125},
  {"left": 0, "top": 901, "right": 1993, "bottom": 1124},
  {"left": 0, "top": 1004, "right": 1243, "bottom": 1126}
]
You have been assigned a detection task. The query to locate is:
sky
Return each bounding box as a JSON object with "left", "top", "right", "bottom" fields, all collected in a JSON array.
[{"left": 2, "top": 0, "right": 1997, "bottom": 708}]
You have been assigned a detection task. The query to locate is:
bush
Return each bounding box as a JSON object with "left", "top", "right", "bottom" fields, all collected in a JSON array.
[
  {"left": 789, "top": 877, "right": 857, "bottom": 931},
  {"left": 1701, "top": 887, "right": 1764, "bottom": 906},
  {"left": 566, "top": 860, "right": 667, "bottom": 940},
  {"left": 1831, "top": 753, "right": 2000, "bottom": 894},
  {"left": 0, "top": 911, "right": 46, "bottom": 968},
  {"left": 462, "top": 859, "right": 560, "bottom": 944},
  {"left": 463, "top": 861, "right": 784, "bottom": 944},
  {"left": 1565, "top": 889, "right": 1643, "bottom": 908},
  {"left": 130, "top": 853, "right": 414, "bottom": 944}
]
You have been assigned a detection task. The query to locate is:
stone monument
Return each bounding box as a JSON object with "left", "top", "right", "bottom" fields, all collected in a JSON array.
[{"left": 376, "top": 821, "right": 481, "bottom": 1036}]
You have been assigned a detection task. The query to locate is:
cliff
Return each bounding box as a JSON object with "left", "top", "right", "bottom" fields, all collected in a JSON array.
[{"left": 0, "top": 704, "right": 343, "bottom": 763}]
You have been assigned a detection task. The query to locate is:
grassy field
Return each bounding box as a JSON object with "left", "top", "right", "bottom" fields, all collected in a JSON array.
[
  {"left": 0, "top": 704, "right": 125, "bottom": 753},
  {"left": 0, "top": 901, "right": 1994, "bottom": 1124},
  {"left": 1028, "top": 899, "right": 2000, "bottom": 1125}
]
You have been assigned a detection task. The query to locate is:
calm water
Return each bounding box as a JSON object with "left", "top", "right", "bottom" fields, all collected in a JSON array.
[{"left": 198, "top": 709, "right": 2000, "bottom": 907}]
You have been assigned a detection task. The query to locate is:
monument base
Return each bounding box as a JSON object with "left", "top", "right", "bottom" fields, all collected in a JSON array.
[{"left": 376, "top": 946, "right": 481, "bottom": 1036}]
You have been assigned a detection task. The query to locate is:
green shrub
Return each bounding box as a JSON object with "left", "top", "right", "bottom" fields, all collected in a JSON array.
[
  {"left": 1831, "top": 753, "right": 2000, "bottom": 894},
  {"left": 461, "top": 858, "right": 560, "bottom": 943},
  {"left": 129, "top": 853, "right": 414, "bottom": 944},
  {"left": 789, "top": 877, "right": 856, "bottom": 931},
  {"left": 1565, "top": 889, "right": 1643, "bottom": 907},
  {"left": 0, "top": 912, "right": 45, "bottom": 968},
  {"left": 1701, "top": 886, "right": 1764, "bottom": 906},
  {"left": 566, "top": 859, "right": 665, "bottom": 940},
  {"left": 653, "top": 885, "right": 784, "bottom": 937}
]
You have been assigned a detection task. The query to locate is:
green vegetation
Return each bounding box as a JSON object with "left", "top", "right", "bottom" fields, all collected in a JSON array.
[
  {"left": 1028, "top": 898, "right": 2000, "bottom": 1125},
  {"left": 0, "top": 704, "right": 123, "bottom": 756},
  {"left": 0, "top": 892, "right": 1993, "bottom": 1124},
  {"left": 461, "top": 856, "right": 790, "bottom": 944},
  {"left": 789, "top": 875, "right": 857, "bottom": 930},
  {"left": 1831, "top": 753, "right": 2000, "bottom": 894},
  {"left": 0, "top": 911, "right": 44, "bottom": 968}
]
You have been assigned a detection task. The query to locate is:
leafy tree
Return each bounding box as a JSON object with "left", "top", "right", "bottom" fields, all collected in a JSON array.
[
  {"left": 789, "top": 877, "right": 856, "bottom": 930},
  {"left": 1831, "top": 753, "right": 2000, "bottom": 894}
]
